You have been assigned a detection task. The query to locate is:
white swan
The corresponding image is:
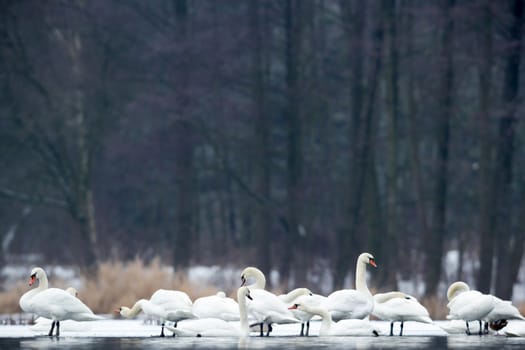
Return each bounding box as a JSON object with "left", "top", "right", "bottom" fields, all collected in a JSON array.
[
  {"left": 118, "top": 289, "right": 196, "bottom": 337},
  {"left": 372, "top": 291, "right": 432, "bottom": 336},
  {"left": 321, "top": 252, "right": 376, "bottom": 321},
  {"left": 192, "top": 291, "right": 240, "bottom": 321},
  {"left": 278, "top": 288, "right": 315, "bottom": 336},
  {"left": 446, "top": 281, "right": 495, "bottom": 335},
  {"left": 289, "top": 302, "right": 379, "bottom": 336},
  {"left": 21, "top": 268, "right": 102, "bottom": 337},
  {"left": 240, "top": 267, "right": 302, "bottom": 336},
  {"left": 165, "top": 286, "right": 252, "bottom": 337}
]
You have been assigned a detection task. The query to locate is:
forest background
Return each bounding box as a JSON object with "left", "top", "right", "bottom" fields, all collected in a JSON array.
[{"left": 1, "top": 0, "right": 525, "bottom": 316}]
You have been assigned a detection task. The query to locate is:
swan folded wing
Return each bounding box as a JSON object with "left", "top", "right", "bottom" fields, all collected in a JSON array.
[
  {"left": 165, "top": 309, "right": 196, "bottom": 321},
  {"left": 487, "top": 297, "right": 525, "bottom": 321},
  {"left": 151, "top": 290, "right": 193, "bottom": 306},
  {"left": 329, "top": 319, "right": 379, "bottom": 336},
  {"left": 447, "top": 292, "right": 495, "bottom": 321},
  {"left": 374, "top": 297, "right": 432, "bottom": 323},
  {"left": 247, "top": 289, "right": 300, "bottom": 324},
  {"left": 323, "top": 290, "right": 374, "bottom": 320},
  {"left": 29, "top": 288, "right": 100, "bottom": 321},
  {"left": 166, "top": 319, "right": 239, "bottom": 337}
]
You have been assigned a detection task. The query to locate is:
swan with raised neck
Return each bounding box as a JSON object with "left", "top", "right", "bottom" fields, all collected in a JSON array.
[
  {"left": 19, "top": 267, "right": 49, "bottom": 313},
  {"left": 355, "top": 252, "right": 377, "bottom": 298}
]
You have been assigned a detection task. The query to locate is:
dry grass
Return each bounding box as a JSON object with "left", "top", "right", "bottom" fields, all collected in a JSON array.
[
  {"left": 79, "top": 257, "right": 216, "bottom": 314},
  {"left": 420, "top": 295, "right": 449, "bottom": 320},
  {"left": 2, "top": 257, "right": 217, "bottom": 315}
]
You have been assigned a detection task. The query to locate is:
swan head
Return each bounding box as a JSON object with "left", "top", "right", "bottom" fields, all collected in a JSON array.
[
  {"left": 240, "top": 267, "right": 266, "bottom": 288},
  {"left": 446, "top": 281, "right": 470, "bottom": 301},
  {"left": 65, "top": 287, "right": 78, "bottom": 297},
  {"left": 29, "top": 267, "right": 46, "bottom": 286},
  {"left": 216, "top": 291, "right": 226, "bottom": 298},
  {"left": 359, "top": 253, "right": 377, "bottom": 268},
  {"left": 116, "top": 306, "right": 130, "bottom": 317}
]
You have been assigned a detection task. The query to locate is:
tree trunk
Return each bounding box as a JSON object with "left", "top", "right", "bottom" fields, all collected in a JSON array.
[
  {"left": 476, "top": 0, "right": 495, "bottom": 293},
  {"left": 251, "top": 1, "right": 272, "bottom": 277},
  {"left": 172, "top": 0, "right": 195, "bottom": 269},
  {"left": 494, "top": 0, "right": 524, "bottom": 299},
  {"left": 382, "top": 0, "right": 400, "bottom": 290},
  {"left": 424, "top": 0, "right": 454, "bottom": 298},
  {"left": 282, "top": 0, "right": 305, "bottom": 288},
  {"left": 334, "top": 1, "right": 384, "bottom": 290}
]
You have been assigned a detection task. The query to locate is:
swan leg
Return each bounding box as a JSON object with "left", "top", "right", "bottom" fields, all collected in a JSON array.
[
  {"left": 389, "top": 322, "right": 394, "bottom": 336},
  {"left": 160, "top": 322, "right": 165, "bottom": 337},
  {"left": 266, "top": 323, "right": 273, "bottom": 337},
  {"left": 259, "top": 323, "right": 264, "bottom": 337},
  {"left": 172, "top": 322, "right": 178, "bottom": 337},
  {"left": 48, "top": 321, "right": 55, "bottom": 337},
  {"left": 484, "top": 321, "right": 489, "bottom": 334},
  {"left": 399, "top": 321, "right": 404, "bottom": 336},
  {"left": 306, "top": 321, "right": 310, "bottom": 336},
  {"left": 300, "top": 323, "right": 304, "bottom": 336},
  {"left": 478, "top": 320, "right": 483, "bottom": 336},
  {"left": 56, "top": 321, "right": 60, "bottom": 337},
  {"left": 465, "top": 321, "right": 471, "bottom": 335}
]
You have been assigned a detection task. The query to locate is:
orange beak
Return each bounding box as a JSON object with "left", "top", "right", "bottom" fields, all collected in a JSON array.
[
  {"left": 288, "top": 305, "right": 298, "bottom": 310},
  {"left": 28, "top": 275, "right": 36, "bottom": 286},
  {"left": 370, "top": 259, "right": 377, "bottom": 268}
]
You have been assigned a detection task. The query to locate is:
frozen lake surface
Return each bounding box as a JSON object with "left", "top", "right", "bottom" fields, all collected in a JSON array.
[{"left": 1, "top": 319, "right": 525, "bottom": 349}]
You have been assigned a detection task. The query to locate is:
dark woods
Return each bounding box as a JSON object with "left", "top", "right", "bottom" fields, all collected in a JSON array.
[{"left": 0, "top": 0, "right": 524, "bottom": 299}]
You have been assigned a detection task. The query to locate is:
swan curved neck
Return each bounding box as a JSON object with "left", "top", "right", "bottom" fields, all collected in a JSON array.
[
  {"left": 247, "top": 268, "right": 266, "bottom": 289},
  {"left": 355, "top": 260, "right": 371, "bottom": 297},
  {"left": 37, "top": 273, "right": 49, "bottom": 291},
  {"left": 280, "top": 288, "right": 309, "bottom": 303},
  {"left": 123, "top": 300, "right": 145, "bottom": 318}
]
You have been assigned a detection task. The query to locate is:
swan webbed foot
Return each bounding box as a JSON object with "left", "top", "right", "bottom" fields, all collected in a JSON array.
[{"left": 160, "top": 323, "right": 165, "bottom": 337}]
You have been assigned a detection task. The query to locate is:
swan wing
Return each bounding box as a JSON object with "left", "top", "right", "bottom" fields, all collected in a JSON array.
[
  {"left": 29, "top": 288, "right": 101, "bottom": 321},
  {"left": 323, "top": 289, "right": 373, "bottom": 321}
]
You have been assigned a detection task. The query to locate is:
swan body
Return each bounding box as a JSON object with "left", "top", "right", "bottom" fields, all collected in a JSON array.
[
  {"left": 372, "top": 291, "right": 432, "bottom": 336},
  {"left": 289, "top": 303, "right": 379, "bottom": 336},
  {"left": 485, "top": 296, "right": 524, "bottom": 323},
  {"left": 321, "top": 253, "right": 377, "bottom": 321},
  {"left": 446, "top": 281, "right": 495, "bottom": 335},
  {"left": 118, "top": 289, "right": 195, "bottom": 337},
  {"left": 192, "top": 291, "right": 240, "bottom": 321},
  {"left": 166, "top": 286, "right": 251, "bottom": 337},
  {"left": 246, "top": 288, "right": 301, "bottom": 335}
]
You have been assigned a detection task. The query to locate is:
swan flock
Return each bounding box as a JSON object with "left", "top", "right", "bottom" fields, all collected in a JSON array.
[{"left": 18, "top": 252, "right": 525, "bottom": 338}]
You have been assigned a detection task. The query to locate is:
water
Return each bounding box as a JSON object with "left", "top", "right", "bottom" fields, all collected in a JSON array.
[
  {"left": 1, "top": 335, "right": 525, "bottom": 350},
  {"left": 1, "top": 319, "right": 525, "bottom": 350}
]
